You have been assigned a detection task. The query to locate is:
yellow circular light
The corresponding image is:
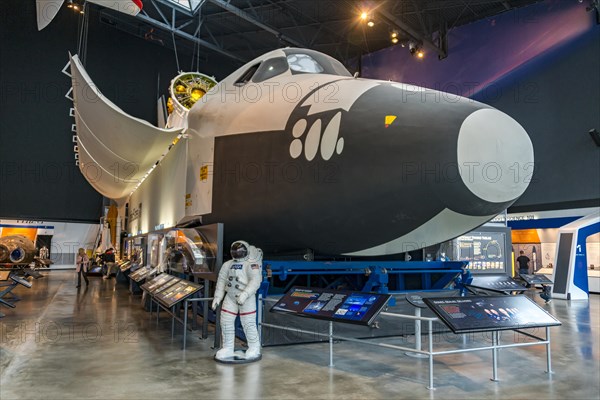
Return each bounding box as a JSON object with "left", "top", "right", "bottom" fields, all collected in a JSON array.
[
  {"left": 367, "top": 20, "right": 375, "bottom": 27},
  {"left": 391, "top": 37, "right": 399, "bottom": 44},
  {"left": 360, "top": 12, "right": 368, "bottom": 20},
  {"left": 417, "top": 51, "right": 425, "bottom": 58},
  {"left": 391, "top": 32, "right": 398, "bottom": 38}
]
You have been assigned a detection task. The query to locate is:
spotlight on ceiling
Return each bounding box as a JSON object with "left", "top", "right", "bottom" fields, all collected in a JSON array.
[
  {"left": 391, "top": 37, "right": 399, "bottom": 44},
  {"left": 360, "top": 11, "right": 368, "bottom": 20},
  {"left": 67, "top": 0, "right": 73, "bottom": 8},
  {"left": 408, "top": 41, "right": 425, "bottom": 59},
  {"left": 367, "top": 18, "right": 375, "bottom": 27}
]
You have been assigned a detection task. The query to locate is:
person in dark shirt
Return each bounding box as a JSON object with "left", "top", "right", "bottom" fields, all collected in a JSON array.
[
  {"left": 102, "top": 248, "right": 116, "bottom": 279},
  {"left": 517, "top": 250, "right": 530, "bottom": 275}
]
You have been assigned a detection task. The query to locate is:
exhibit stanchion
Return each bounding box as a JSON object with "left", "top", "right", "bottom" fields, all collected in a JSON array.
[
  {"left": 202, "top": 278, "right": 210, "bottom": 338},
  {"left": 180, "top": 297, "right": 212, "bottom": 350},
  {"left": 329, "top": 321, "right": 334, "bottom": 368},
  {"left": 427, "top": 319, "right": 435, "bottom": 390},
  {"left": 546, "top": 326, "right": 552, "bottom": 374},
  {"left": 156, "top": 299, "right": 160, "bottom": 324},
  {"left": 183, "top": 299, "right": 189, "bottom": 349},
  {"left": 406, "top": 307, "right": 428, "bottom": 358},
  {"left": 491, "top": 331, "right": 499, "bottom": 382},
  {"left": 171, "top": 305, "right": 176, "bottom": 338}
]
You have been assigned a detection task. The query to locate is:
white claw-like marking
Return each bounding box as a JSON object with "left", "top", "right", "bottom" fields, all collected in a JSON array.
[
  {"left": 304, "top": 119, "right": 321, "bottom": 161},
  {"left": 289, "top": 139, "right": 302, "bottom": 159},
  {"left": 320, "top": 112, "right": 342, "bottom": 161},
  {"left": 292, "top": 119, "right": 307, "bottom": 138},
  {"left": 336, "top": 137, "right": 344, "bottom": 155}
]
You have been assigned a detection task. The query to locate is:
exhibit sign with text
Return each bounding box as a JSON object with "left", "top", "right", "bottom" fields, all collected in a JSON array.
[
  {"left": 424, "top": 295, "right": 561, "bottom": 334},
  {"left": 271, "top": 286, "right": 391, "bottom": 326}
]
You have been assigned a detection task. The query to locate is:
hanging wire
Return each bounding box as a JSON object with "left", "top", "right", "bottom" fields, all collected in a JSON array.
[
  {"left": 76, "top": 2, "right": 90, "bottom": 65},
  {"left": 196, "top": 9, "right": 201, "bottom": 72},
  {"left": 190, "top": 5, "right": 203, "bottom": 72},
  {"left": 190, "top": 39, "right": 197, "bottom": 71},
  {"left": 171, "top": 31, "right": 181, "bottom": 72}
]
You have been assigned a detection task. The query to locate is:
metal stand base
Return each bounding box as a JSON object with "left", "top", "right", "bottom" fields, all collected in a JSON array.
[{"left": 214, "top": 351, "right": 262, "bottom": 364}]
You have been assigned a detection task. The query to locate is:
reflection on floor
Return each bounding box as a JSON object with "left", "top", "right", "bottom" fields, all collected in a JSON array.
[{"left": 1, "top": 271, "right": 599, "bottom": 400}]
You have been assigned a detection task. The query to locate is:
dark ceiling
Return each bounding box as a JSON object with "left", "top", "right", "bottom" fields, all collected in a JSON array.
[{"left": 89, "top": 0, "right": 544, "bottom": 69}]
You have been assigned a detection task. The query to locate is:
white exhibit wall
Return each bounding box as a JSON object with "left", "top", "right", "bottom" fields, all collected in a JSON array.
[
  {"left": 587, "top": 232, "right": 600, "bottom": 269},
  {"left": 128, "top": 139, "right": 187, "bottom": 235},
  {"left": 538, "top": 228, "right": 559, "bottom": 269}
]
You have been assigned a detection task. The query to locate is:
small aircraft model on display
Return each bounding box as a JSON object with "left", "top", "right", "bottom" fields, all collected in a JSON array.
[{"left": 69, "top": 47, "right": 534, "bottom": 257}]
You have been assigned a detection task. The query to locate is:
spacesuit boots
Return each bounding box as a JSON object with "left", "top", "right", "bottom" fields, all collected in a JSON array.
[{"left": 240, "top": 312, "right": 261, "bottom": 359}]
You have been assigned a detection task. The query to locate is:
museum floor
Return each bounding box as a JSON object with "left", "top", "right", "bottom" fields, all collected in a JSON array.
[{"left": 1, "top": 271, "right": 599, "bottom": 400}]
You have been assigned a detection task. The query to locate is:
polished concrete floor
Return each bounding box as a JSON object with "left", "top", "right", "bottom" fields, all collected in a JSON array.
[{"left": 1, "top": 271, "right": 599, "bottom": 400}]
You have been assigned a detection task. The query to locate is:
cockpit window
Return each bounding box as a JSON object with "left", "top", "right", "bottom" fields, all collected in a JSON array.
[
  {"left": 287, "top": 54, "right": 324, "bottom": 74},
  {"left": 234, "top": 63, "right": 260, "bottom": 86},
  {"left": 283, "top": 48, "right": 352, "bottom": 77},
  {"left": 252, "top": 57, "right": 289, "bottom": 83}
]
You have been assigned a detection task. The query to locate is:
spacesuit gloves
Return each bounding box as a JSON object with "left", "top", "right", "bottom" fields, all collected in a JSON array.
[
  {"left": 237, "top": 292, "right": 249, "bottom": 305},
  {"left": 211, "top": 297, "right": 222, "bottom": 311}
]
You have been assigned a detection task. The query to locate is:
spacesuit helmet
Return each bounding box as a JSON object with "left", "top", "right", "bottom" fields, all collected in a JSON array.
[{"left": 230, "top": 241, "right": 250, "bottom": 261}]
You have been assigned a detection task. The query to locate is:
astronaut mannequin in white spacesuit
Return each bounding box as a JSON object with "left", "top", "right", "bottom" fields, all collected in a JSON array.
[{"left": 212, "top": 240, "right": 263, "bottom": 361}]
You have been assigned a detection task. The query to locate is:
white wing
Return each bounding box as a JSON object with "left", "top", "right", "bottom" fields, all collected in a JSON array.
[
  {"left": 70, "top": 54, "right": 182, "bottom": 202},
  {"left": 36, "top": 0, "right": 64, "bottom": 31},
  {"left": 37, "top": 0, "right": 141, "bottom": 31}
]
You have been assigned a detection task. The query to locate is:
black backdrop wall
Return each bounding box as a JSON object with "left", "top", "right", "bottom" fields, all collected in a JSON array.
[
  {"left": 474, "top": 28, "right": 600, "bottom": 211},
  {"left": 0, "top": 1, "right": 239, "bottom": 222}
]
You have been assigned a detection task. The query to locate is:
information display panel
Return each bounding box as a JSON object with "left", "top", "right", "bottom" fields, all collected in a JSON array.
[
  {"left": 424, "top": 295, "right": 561, "bottom": 334},
  {"left": 520, "top": 274, "right": 553, "bottom": 285},
  {"left": 468, "top": 275, "right": 526, "bottom": 293},
  {"left": 130, "top": 266, "right": 154, "bottom": 283},
  {"left": 141, "top": 274, "right": 177, "bottom": 293},
  {"left": 153, "top": 277, "right": 181, "bottom": 295},
  {"left": 119, "top": 261, "right": 132, "bottom": 272},
  {"left": 455, "top": 231, "right": 506, "bottom": 273},
  {"left": 155, "top": 280, "right": 203, "bottom": 308},
  {"left": 270, "top": 286, "right": 391, "bottom": 326}
]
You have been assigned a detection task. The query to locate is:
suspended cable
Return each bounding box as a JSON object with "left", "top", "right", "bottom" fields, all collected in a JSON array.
[
  {"left": 76, "top": 2, "right": 90, "bottom": 66},
  {"left": 171, "top": 31, "right": 181, "bottom": 72},
  {"left": 190, "top": 32, "right": 197, "bottom": 71},
  {"left": 196, "top": 9, "right": 201, "bottom": 72}
]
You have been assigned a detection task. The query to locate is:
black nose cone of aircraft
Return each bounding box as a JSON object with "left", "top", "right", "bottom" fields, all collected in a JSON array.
[{"left": 207, "top": 81, "right": 534, "bottom": 256}]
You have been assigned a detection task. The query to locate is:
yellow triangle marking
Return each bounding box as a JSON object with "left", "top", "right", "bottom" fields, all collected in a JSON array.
[{"left": 385, "top": 115, "right": 397, "bottom": 128}]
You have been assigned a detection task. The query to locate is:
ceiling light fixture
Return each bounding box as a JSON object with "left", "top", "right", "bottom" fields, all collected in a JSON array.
[{"left": 408, "top": 41, "right": 425, "bottom": 59}]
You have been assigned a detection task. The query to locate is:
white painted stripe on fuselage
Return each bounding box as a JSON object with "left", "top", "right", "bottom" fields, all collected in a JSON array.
[{"left": 343, "top": 208, "right": 495, "bottom": 256}]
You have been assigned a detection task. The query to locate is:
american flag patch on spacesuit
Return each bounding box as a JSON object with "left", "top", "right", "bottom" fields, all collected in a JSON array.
[{"left": 251, "top": 264, "right": 260, "bottom": 270}]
